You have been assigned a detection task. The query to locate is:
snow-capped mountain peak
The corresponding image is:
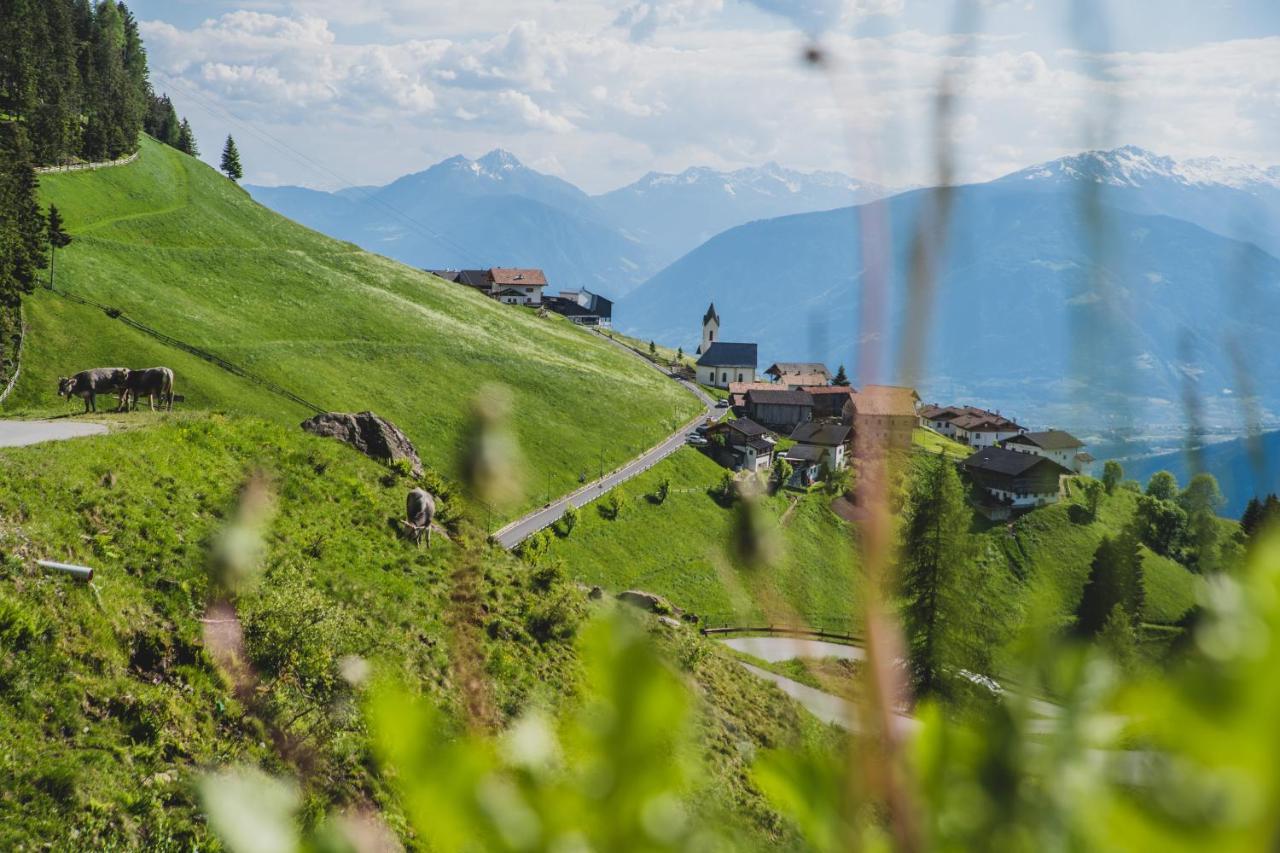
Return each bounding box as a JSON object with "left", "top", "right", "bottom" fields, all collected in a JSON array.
[{"left": 1005, "top": 145, "right": 1280, "bottom": 195}]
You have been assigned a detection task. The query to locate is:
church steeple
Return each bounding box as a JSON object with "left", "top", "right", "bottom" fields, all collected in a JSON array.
[{"left": 698, "top": 302, "right": 720, "bottom": 355}]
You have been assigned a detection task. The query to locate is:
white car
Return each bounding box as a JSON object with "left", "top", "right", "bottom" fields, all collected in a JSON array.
[
  {"left": 715, "top": 399, "right": 730, "bottom": 408},
  {"left": 685, "top": 433, "right": 709, "bottom": 446}
]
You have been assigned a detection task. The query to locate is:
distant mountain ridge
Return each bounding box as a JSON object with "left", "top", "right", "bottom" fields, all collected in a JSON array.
[
  {"left": 248, "top": 151, "right": 902, "bottom": 298},
  {"left": 618, "top": 145, "right": 1280, "bottom": 434}
]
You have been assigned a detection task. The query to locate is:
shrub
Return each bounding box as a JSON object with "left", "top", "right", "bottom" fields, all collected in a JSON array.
[
  {"left": 525, "top": 589, "right": 583, "bottom": 643},
  {"left": 600, "top": 492, "right": 628, "bottom": 520},
  {"left": 556, "top": 505, "right": 579, "bottom": 537}
]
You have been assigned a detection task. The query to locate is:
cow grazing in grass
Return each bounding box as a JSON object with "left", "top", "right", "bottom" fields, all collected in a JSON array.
[
  {"left": 406, "top": 488, "right": 436, "bottom": 547},
  {"left": 121, "top": 367, "right": 175, "bottom": 411},
  {"left": 57, "top": 368, "right": 128, "bottom": 413}
]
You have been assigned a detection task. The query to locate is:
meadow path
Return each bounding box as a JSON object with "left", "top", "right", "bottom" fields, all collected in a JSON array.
[
  {"left": 0, "top": 419, "right": 107, "bottom": 447},
  {"left": 492, "top": 332, "right": 716, "bottom": 548}
]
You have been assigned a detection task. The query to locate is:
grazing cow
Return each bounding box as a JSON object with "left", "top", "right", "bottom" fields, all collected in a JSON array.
[
  {"left": 405, "top": 488, "right": 436, "bottom": 547},
  {"left": 121, "top": 367, "right": 175, "bottom": 412},
  {"left": 57, "top": 368, "right": 128, "bottom": 413}
]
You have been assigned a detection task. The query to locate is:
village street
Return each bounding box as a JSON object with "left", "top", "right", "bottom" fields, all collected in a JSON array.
[{"left": 492, "top": 332, "right": 716, "bottom": 549}]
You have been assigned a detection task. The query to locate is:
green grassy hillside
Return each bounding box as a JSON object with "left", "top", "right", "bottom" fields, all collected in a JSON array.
[
  {"left": 9, "top": 137, "right": 700, "bottom": 522},
  {"left": 542, "top": 448, "right": 863, "bottom": 632},
  {"left": 0, "top": 415, "right": 833, "bottom": 850}
]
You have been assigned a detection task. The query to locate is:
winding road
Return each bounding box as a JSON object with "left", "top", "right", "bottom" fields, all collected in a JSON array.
[{"left": 492, "top": 333, "right": 717, "bottom": 549}]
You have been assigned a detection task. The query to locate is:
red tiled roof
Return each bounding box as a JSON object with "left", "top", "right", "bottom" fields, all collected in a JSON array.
[{"left": 490, "top": 268, "right": 547, "bottom": 286}]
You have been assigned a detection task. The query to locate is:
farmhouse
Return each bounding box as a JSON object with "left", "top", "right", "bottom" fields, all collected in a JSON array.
[
  {"left": 765, "top": 362, "right": 831, "bottom": 387},
  {"left": 919, "top": 404, "right": 1024, "bottom": 448},
  {"left": 961, "top": 446, "right": 1072, "bottom": 516},
  {"left": 746, "top": 387, "right": 814, "bottom": 433},
  {"left": 846, "top": 385, "right": 919, "bottom": 452},
  {"left": 1000, "top": 430, "right": 1093, "bottom": 474},
  {"left": 706, "top": 417, "right": 775, "bottom": 473},
  {"left": 804, "top": 385, "right": 855, "bottom": 420},
  {"left": 432, "top": 267, "right": 548, "bottom": 305},
  {"left": 694, "top": 304, "right": 758, "bottom": 388},
  {"left": 544, "top": 288, "right": 613, "bottom": 327},
  {"left": 790, "top": 422, "right": 852, "bottom": 470}
]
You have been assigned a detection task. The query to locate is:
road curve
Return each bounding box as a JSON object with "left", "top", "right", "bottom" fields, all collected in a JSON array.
[
  {"left": 0, "top": 419, "right": 108, "bottom": 447},
  {"left": 492, "top": 333, "right": 717, "bottom": 549}
]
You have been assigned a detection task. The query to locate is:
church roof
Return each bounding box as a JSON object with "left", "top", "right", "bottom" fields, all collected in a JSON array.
[
  {"left": 696, "top": 341, "right": 757, "bottom": 368},
  {"left": 703, "top": 302, "right": 720, "bottom": 325}
]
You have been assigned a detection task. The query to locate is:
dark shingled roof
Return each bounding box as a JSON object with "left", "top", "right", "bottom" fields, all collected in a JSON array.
[
  {"left": 747, "top": 388, "right": 814, "bottom": 407},
  {"left": 784, "top": 444, "right": 826, "bottom": 463},
  {"left": 727, "top": 417, "right": 770, "bottom": 438},
  {"left": 703, "top": 302, "right": 720, "bottom": 325},
  {"left": 696, "top": 341, "right": 757, "bottom": 367},
  {"left": 790, "top": 422, "right": 851, "bottom": 446},
  {"left": 1005, "top": 430, "right": 1084, "bottom": 450},
  {"left": 962, "top": 447, "right": 1072, "bottom": 477},
  {"left": 767, "top": 362, "right": 831, "bottom": 378},
  {"left": 745, "top": 437, "right": 774, "bottom": 452}
]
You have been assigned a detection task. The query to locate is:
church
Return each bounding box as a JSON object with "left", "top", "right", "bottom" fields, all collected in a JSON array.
[{"left": 694, "top": 303, "right": 758, "bottom": 389}]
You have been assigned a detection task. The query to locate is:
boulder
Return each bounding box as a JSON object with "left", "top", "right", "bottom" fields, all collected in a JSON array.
[
  {"left": 301, "top": 411, "right": 424, "bottom": 477},
  {"left": 617, "top": 589, "right": 673, "bottom": 614}
]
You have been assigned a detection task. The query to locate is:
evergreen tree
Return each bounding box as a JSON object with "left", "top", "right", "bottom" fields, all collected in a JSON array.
[
  {"left": 1098, "top": 604, "right": 1139, "bottom": 672},
  {"left": 649, "top": 340, "right": 656, "bottom": 356},
  {"left": 1076, "top": 532, "right": 1144, "bottom": 637},
  {"left": 176, "top": 118, "right": 199, "bottom": 156},
  {"left": 1241, "top": 497, "right": 1263, "bottom": 536},
  {"left": 832, "top": 364, "right": 850, "bottom": 386},
  {"left": 46, "top": 203, "right": 71, "bottom": 290},
  {"left": 676, "top": 346, "right": 683, "bottom": 361},
  {"left": 1102, "top": 460, "right": 1123, "bottom": 495},
  {"left": 144, "top": 91, "right": 180, "bottom": 146},
  {"left": 899, "top": 454, "right": 984, "bottom": 701},
  {"left": 220, "top": 135, "right": 243, "bottom": 181},
  {"left": 0, "top": 126, "right": 48, "bottom": 306},
  {"left": 1082, "top": 479, "right": 1104, "bottom": 520}
]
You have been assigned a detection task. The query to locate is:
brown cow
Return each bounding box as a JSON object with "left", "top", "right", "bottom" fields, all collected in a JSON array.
[
  {"left": 57, "top": 368, "right": 128, "bottom": 413},
  {"left": 120, "top": 367, "right": 175, "bottom": 411}
]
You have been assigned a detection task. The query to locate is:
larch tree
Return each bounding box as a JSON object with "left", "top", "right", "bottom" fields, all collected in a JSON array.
[
  {"left": 176, "top": 118, "right": 198, "bottom": 157},
  {"left": 220, "top": 134, "right": 243, "bottom": 182},
  {"left": 899, "top": 454, "right": 987, "bottom": 702},
  {"left": 46, "top": 203, "right": 70, "bottom": 289}
]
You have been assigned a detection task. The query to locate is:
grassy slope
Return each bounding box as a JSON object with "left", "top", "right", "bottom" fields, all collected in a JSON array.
[
  {"left": 979, "top": 480, "right": 1200, "bottom": 625},
  {"left": 912, "top": 426, "right": 972, "bottom": 459},
  {"left": 10, "top": 137, "right": 699, "bottom": 522},
  {"left": 0, "top": 415, "right": 834, "bottom": 850},
  {"left": 544, "top": 448, "right": 863, "bottom": 632}
]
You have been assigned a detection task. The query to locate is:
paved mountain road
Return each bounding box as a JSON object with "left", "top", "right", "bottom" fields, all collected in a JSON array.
[
  {"left": 0, "top": 420, "right": 108, "bottom": 447},
  {"left": 492, "top": 334, "right": 717, "bottom": 549}
]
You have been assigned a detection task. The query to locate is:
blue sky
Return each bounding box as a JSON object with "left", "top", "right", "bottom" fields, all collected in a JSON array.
[{"left": 128, "top": 0, "right": 1279, "bottom": 191}]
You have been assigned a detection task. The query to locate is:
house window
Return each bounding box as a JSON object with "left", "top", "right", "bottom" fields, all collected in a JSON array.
[
  {"left": 721, "top": 372, "right": 727, "bottom": 383},
  {"left": 737, "top": 372, "right": 744, "bottom": 382},
  {"left": 525, "top": 287, "right": 533, "bottom": 293}
]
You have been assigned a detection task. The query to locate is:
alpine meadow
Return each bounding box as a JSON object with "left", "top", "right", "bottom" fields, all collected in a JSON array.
[{"left": 2, "top": 2, "right": 1280, "bottom": 852}]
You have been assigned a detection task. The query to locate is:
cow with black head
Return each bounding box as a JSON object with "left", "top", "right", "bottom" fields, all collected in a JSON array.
[
  {"left": 120, "top": 367, "right": 175, "bottom": 412},
  {"left": 57, "top": 368, "right": 128, "bottom": 413}
]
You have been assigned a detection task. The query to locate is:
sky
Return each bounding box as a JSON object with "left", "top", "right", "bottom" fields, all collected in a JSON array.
[{"left": 129, "top": 0, "right": 1280, "bottom": 193}]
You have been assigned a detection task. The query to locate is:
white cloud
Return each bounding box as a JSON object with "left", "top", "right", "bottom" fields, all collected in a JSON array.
[{"left": 140, "top": 6, "right": 1280, "bottom": 192}]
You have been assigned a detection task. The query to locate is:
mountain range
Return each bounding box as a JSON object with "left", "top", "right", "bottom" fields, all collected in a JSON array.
[
  {"left": 617, "top": 146, "right": 1280, "bottom": 435},
  {"left": 248, "top": 153, "right": 902, "bottom": 297}
]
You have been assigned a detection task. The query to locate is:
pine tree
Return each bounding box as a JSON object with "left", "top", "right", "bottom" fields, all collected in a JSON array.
[
  {"left": 899, "top": 454, "right": 983, "bottom": 701},
  {"left": 1076, "top": 532, "right": 1144, "bottom": 637},
  {"left": 0, "top": 126, "right": 48, "bottom": 306},
  {"left": 46, "top": 203, "right": 71, "bottom": 290},
  {"left": 176, "top": 118, "right": 199, "bottom": 156},
  {"left": 220, "top": 135, "right": 243, "bottom": 181},
  {"left": 832, "top": 364, "right": 850, "bottom": 386}
]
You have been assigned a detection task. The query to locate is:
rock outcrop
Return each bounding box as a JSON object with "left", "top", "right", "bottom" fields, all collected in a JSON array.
[{"left": 301, "top": 411, "right": 423, "bottom": 477}]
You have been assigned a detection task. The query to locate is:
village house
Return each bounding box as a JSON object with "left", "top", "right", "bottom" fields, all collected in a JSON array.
[
  {"left": 746, "top": 387, "right": 814, "bottom": 433},
  {"left": 918, "top": 404, "right": 1024, "bottom": 448},
  {"left": 543, "top": 288, "right": 613, "bottom": 327},
  {"left": 694, "top": 303, "right": 758, "bottom": 388},
  {"left": 727, "top": 380, "right": 776, "bottom": 410},
  {"left": 789, "top": 422, "right": 852, "bottom": 470},
  {"left": 1000, "top": 430, "right": 1093, "bottom": 475},
  {"left": 432, "top": 267, "right": 548, "bottom": 305},
  {"left": 845, "top": 385, "right": 920, "bottom": 452},
  {"left": 804, "top": 385, "right": 855, "bottom": 420},
  {"left": 961, "top": 446, "right": 1073, "bottom": 519},
  {"left": 765, "top": 362, "right": 832, "bottom": 388},
  {"left": 781, "top": 444, "right": 825, "bottom": 486},
  {"left": 705, "top": 417, "right": 775, "bottom": 472}
]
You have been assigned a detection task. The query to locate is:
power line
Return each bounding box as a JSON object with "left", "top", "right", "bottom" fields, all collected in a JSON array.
[{"left": 159, "top": 76, "right": 489, "bottom": 266}]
